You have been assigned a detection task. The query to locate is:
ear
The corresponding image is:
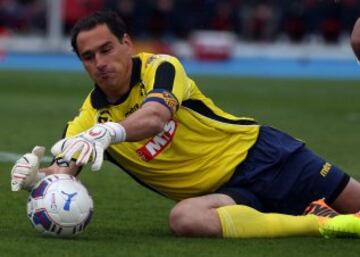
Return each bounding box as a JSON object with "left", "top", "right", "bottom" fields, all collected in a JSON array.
[
  {"left": 122, "top": 34, "right": 134, "bottom": 48},
  {"left": 351, "top": 18, "right": 360, "bottom": 62}
]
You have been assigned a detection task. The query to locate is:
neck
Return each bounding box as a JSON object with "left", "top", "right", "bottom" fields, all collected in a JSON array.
[
  {"left": 105, "top": 59, "right": 134, "bottom": 103},
  {"left": 105, "top": 83, "right": 130, "bottom": 103}
]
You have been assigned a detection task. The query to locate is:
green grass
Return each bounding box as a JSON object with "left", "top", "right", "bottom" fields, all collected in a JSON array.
[{"left": 1, "top": 70, "right": 360, "bottom": 257}]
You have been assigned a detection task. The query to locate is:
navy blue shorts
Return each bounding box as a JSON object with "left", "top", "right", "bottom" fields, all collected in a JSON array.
[{"left": 216, "top": 126, "right": 350, "bottom": 215}]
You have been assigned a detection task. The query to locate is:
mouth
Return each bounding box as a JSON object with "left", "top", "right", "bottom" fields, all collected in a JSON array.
[{"left": 97, "top": 71, "right": 112, "bottom": 80}]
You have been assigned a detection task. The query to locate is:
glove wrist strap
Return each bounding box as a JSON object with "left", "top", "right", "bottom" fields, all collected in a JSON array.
[{"left": 103, "top": 122, "right": 126, "bottom": 143}]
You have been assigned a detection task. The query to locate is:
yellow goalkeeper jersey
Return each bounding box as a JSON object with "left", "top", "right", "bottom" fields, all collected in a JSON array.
[{"left": 65, "top": 52, "right": 260, "bottom": 201}]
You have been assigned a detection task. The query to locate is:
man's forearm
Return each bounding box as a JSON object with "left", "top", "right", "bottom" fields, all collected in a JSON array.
[{"left": 120, "top": 101, "right": 171, "bottom": 142}]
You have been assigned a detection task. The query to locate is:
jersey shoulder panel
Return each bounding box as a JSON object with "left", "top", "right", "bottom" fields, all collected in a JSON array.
[{"left": 137, "top": 52, "right": 192, "bottom": 109}]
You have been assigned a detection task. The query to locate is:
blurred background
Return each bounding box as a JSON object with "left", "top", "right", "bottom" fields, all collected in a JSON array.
[{"left": 0, "top": 0, "right": 359, "bottom": 78}]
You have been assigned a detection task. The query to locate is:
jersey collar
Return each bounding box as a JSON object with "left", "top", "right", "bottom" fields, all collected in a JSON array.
[{"left": 91, "top": 57, "right": 142, "bottom": 109}]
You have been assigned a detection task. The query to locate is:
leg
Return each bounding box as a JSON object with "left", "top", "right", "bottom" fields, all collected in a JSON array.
[
  {"left": 331, "top": 177, "right": 360, "bottom": 213},
  {"left": 169, "top": 193, "right": 321, "bottom": 238},
  {"left": 169, "top": 193, "right": 235, "bottom": 237}
]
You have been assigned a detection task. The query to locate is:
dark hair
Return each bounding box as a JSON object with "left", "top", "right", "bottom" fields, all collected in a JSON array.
[{"left": 70, "top": 10, "right": 127, "bottom": 56}]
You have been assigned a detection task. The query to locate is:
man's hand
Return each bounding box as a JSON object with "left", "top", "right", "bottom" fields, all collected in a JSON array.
[
  {"left": 11, "top": 146, "right": 45, "bottom": 192},
  {"left": 51, "top": 122, "right": 126, "bottom": 171}
]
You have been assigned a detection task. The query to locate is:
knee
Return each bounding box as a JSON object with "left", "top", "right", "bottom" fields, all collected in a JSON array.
[
  {"left": 168, "top": 195, "right": 227, "bottom": 237},
  {"left": 169, "top": 200, "right": 197, "bottom": 236}
]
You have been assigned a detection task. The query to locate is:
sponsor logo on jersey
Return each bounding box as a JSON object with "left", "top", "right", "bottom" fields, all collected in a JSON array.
[
  {"left": 145, "top": 55, "right": 158, "bottom": 67},
  {"left": 125, "top": 103, "right": 140, "bottom": 117},
  {"left": 136, "top": 120, "right": 177, "bottom": 161},
  {"left": 140, "top": 82, "right": 146, "bottom": 96},
  {"left": 320, "top": 162, "right": 332, "bottom": 177},
  {"left": 97, "top": 110, "right": 112, "bottom": 123}
]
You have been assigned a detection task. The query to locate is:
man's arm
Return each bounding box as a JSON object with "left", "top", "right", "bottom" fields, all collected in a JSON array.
[
  {"left": 351, "top": 18, "right": 360, "bottom": 62},
  {"left": 119, "top": 101, "right": 172, "bottom": 142},
  {"left": 51, "top": 101, "right": 171, "bottom": 171}
]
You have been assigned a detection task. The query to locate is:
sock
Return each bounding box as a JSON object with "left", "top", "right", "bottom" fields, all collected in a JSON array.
[{"left": 216, "top": 205, "right": 324, "bottom": 238}]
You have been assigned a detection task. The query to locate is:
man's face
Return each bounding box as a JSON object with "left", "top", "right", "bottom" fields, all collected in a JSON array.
[{"left": 76, "top": 24, "right": 133, "bottom": 96}]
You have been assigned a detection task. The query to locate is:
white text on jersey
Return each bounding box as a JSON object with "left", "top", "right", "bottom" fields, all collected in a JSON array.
[{"left": 136, "top": 120, "right": 177, "bottom": 161}]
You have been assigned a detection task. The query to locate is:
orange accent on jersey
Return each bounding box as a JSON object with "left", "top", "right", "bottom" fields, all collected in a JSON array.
[{"left": 146, "top": 91, "right": 179, "bottom": 113}]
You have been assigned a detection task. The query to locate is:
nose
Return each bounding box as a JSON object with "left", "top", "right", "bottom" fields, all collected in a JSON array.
[{"left": 95, "top": 53, "right": 106, "bottom": 71}]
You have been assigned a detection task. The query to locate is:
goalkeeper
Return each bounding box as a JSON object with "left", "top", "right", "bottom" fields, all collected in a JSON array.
[{"left": 11, "top": 11, "right": 360, "bottom": 239}]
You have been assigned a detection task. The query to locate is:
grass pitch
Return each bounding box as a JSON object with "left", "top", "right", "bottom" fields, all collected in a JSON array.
[{"left": 1, "top": 70, "right": 360, "bottom": 257}]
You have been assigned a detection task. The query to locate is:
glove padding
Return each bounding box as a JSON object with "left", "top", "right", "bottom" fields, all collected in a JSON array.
[
  {"left": 11, "top": 146, "right": 45, "bottom": 192},
  {"left": 51, "top": 123, "right": 124, "bottom": 171}
]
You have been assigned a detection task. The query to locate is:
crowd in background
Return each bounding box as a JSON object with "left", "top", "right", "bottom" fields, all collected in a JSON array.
[{"left": 0, "top": 0, "right": 359, "bottom": 43}]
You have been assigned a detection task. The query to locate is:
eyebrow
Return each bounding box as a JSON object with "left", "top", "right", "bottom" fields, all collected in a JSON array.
[{"left": 80, "top": 41, "right": 113, "bottom": 57}]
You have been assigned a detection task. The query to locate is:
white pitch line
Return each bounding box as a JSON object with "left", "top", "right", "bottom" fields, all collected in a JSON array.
[{"left": 0, "top": 152, "right": 53, "bottom": 163}]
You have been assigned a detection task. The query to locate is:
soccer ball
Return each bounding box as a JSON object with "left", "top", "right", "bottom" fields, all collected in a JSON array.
[{"left": 27, "top": 174, "right": 93, "bottom": 237}]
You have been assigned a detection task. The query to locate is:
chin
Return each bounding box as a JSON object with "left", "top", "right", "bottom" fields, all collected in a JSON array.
[{"left": 96, "top": 77, "right": 114, "bottom": 87}]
